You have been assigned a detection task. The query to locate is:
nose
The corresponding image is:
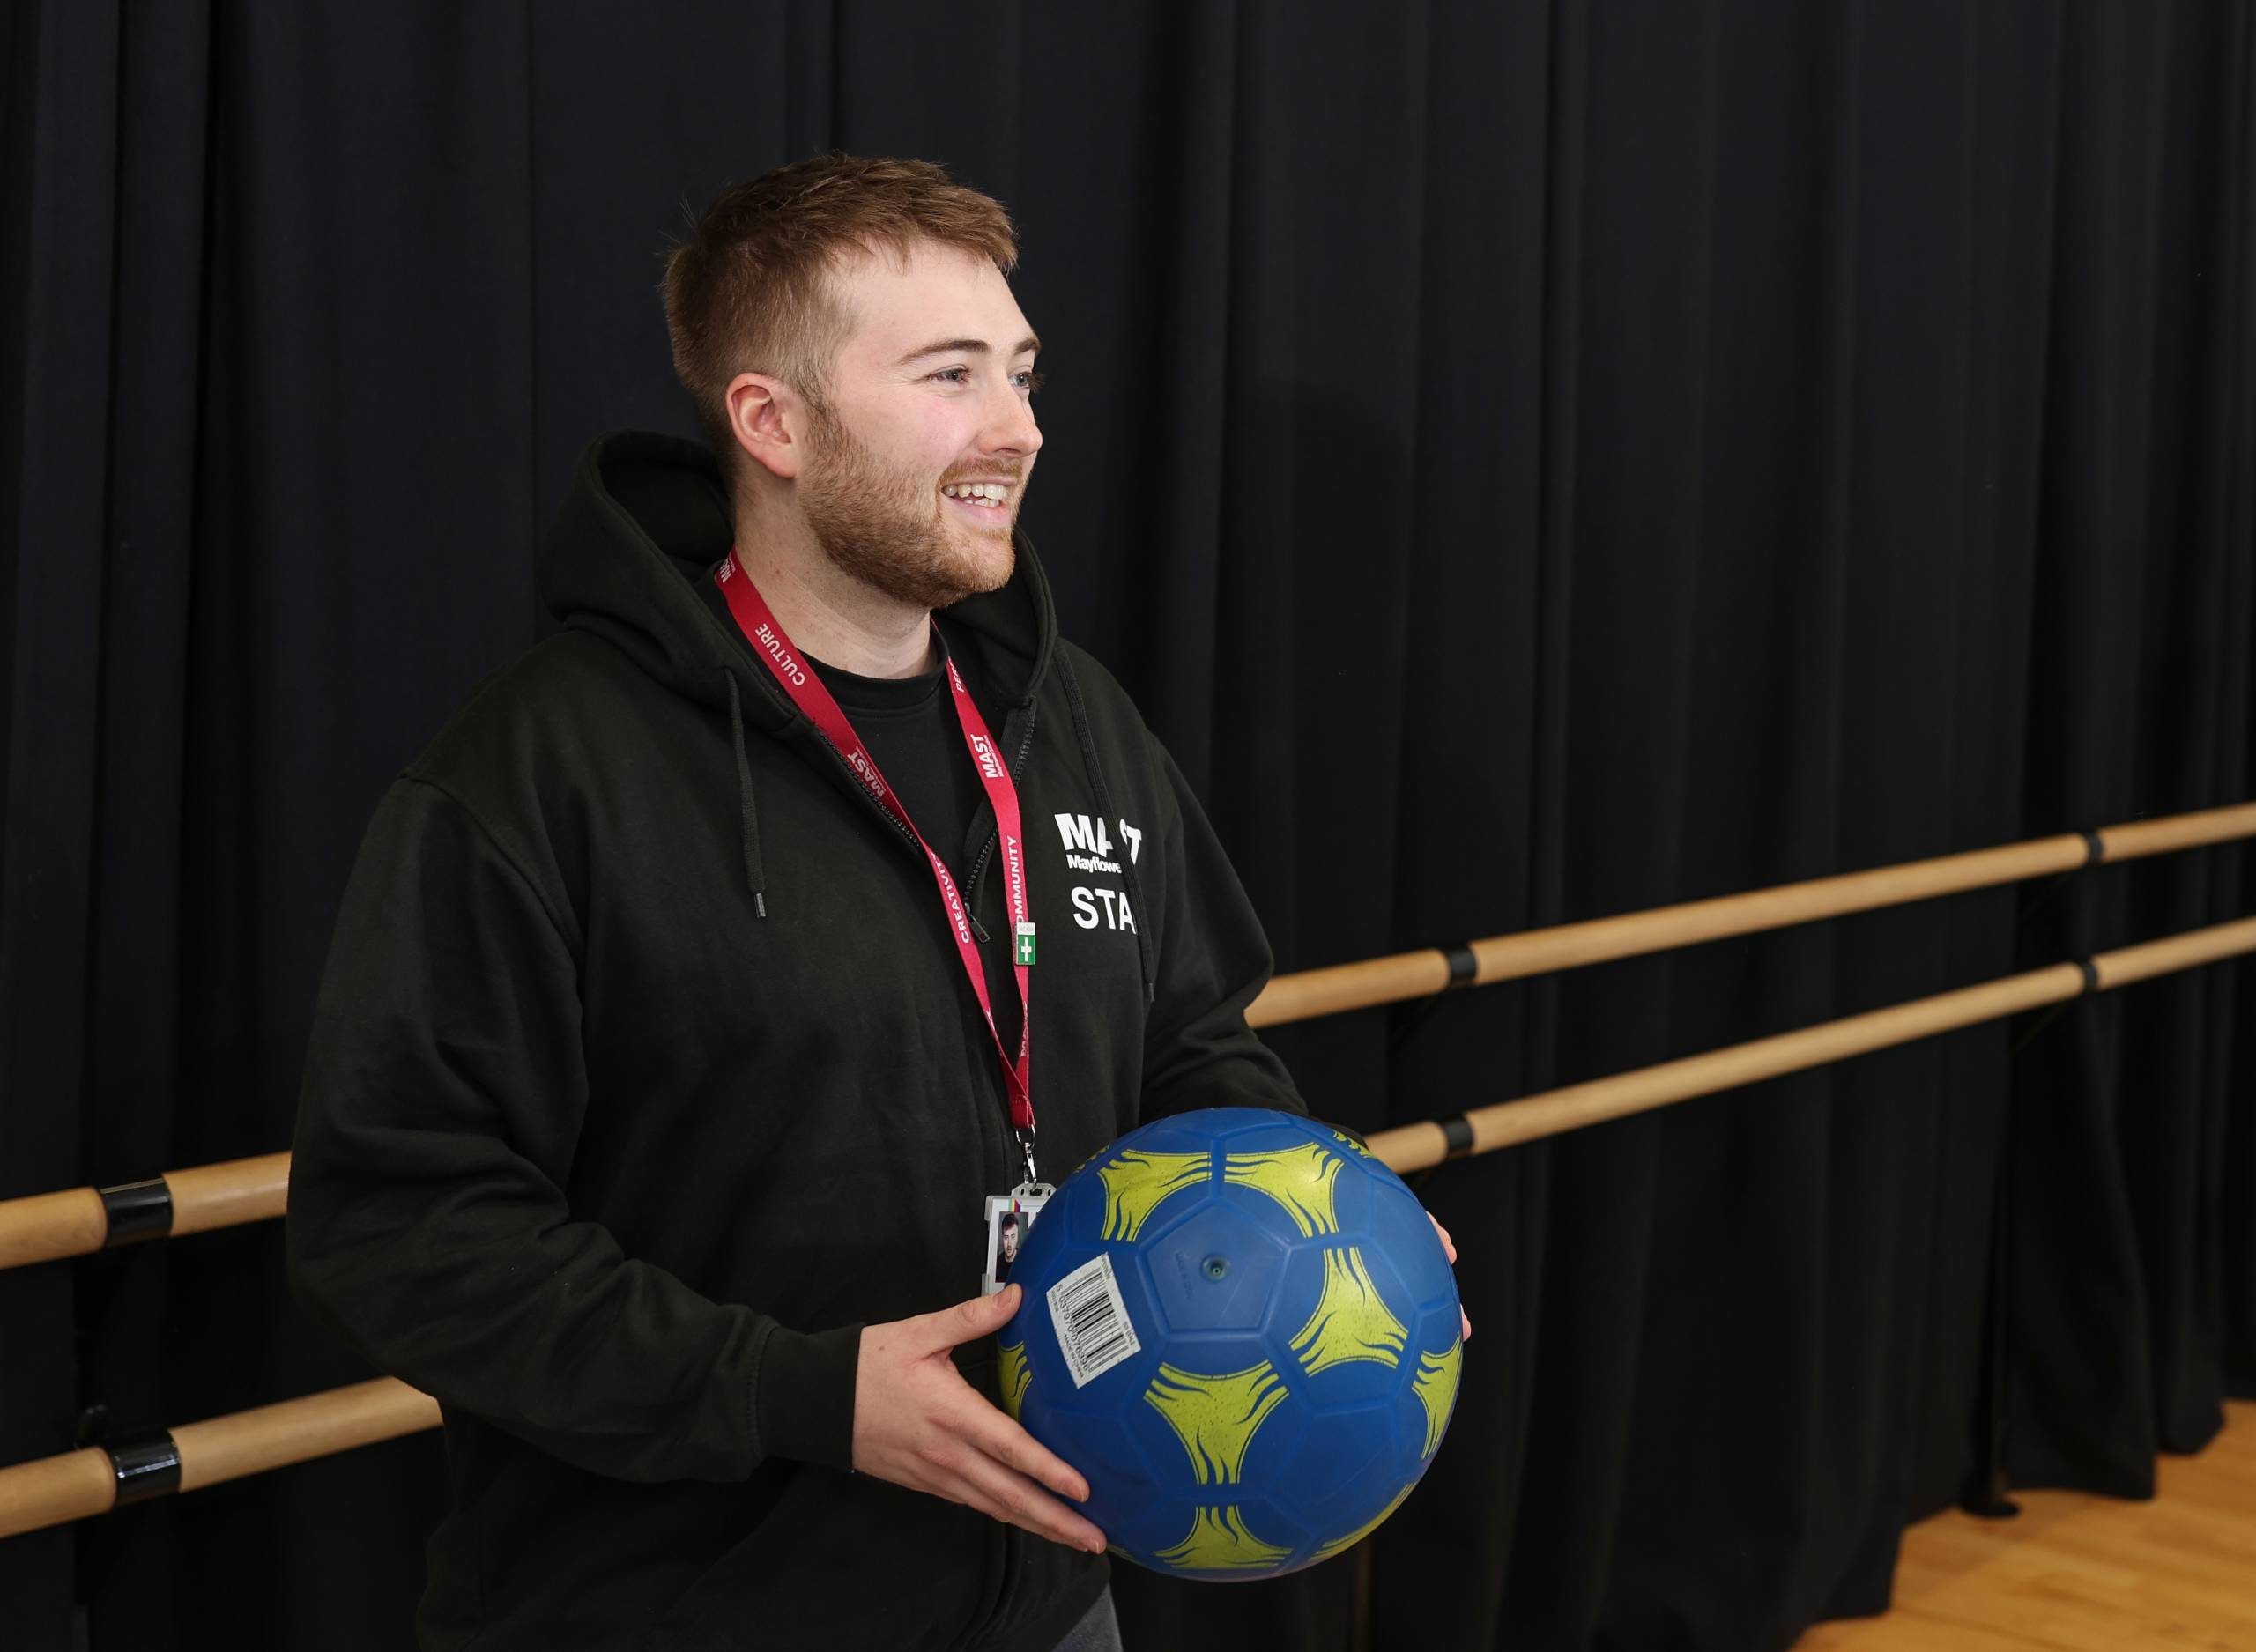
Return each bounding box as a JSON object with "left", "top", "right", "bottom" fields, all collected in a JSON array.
[{"left": 979, "top": 375, "right": 1043, "bottom": 460}]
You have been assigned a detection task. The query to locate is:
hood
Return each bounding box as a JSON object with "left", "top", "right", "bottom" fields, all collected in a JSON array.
[{"left": 536, "top": 429, "right": 1060, "bottom": 727}]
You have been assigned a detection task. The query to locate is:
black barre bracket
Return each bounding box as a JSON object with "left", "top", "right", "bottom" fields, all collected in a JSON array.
[
  {"left": 1437, "top": 1116, "right": 1476, "bottom": 1159},
  {"left": 1442, "top": 944, "right": 1480, "bottom": 987},
  {"left": 99, "top": 1178, "right": 174, "bottom": 1248},
  {"left": 2080, "top": 828, "right": 2105, "bottom": 865},
  {"left": 105, "top": 1426, "right": 183, "bottom": 1506}
]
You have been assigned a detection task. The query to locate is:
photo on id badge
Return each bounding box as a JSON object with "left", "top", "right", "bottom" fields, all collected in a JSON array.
[{"left": 982, "top": 1191, "right": 1050, "bottom": 1295}]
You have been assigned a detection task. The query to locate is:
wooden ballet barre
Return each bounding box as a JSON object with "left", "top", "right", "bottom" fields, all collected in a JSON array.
[
  {"left": 4, "top": 800, "right": 2252, "bottom": 1276},
  {"left": 3, "top": 912, "right": 2252, "bottom": 1536},
  {"left": 0, "top": 1152, "right": 289, "bottom": 1272},
  {"left": 1246, "top": 798, "right": 2256, "bottom": 1028},
  {"left": 1368, "top": 913, "right": 2256, "bottom": 1173},
  {"left": 0, "top": 1377, "right": 439, "bottom": 1540}
]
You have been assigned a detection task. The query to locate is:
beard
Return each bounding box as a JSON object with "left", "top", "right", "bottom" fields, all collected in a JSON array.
[{"left": 798, "top": 400, "right": 1019, "bottom": 611}]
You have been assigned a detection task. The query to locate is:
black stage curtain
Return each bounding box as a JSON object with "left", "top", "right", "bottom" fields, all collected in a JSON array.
[{"left": 5, "top": 4, "right": 2252, "bottom": 1649}]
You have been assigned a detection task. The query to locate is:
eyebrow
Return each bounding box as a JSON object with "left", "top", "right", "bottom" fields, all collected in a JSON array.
[{"left": 894, "top": 334, "right": 1043, "bottom": 367}]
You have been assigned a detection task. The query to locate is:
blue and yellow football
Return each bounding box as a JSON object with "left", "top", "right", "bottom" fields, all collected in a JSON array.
[{"left": 998, "top": 1106, "right": 1463, "bottom": 1580}]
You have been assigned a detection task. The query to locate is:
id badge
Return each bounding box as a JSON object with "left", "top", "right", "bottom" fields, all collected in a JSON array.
[{"left": 980, "top": 1183, "right": 1054, "bottom": 1296}]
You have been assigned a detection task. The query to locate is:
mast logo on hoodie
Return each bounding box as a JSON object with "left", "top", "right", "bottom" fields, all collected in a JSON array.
[
  {"left": 1057, "top": 813, "right": 1144, "bottom": 933},
  {"left": 1055, "top": 813, "right": 1140, "bottom": 876}
]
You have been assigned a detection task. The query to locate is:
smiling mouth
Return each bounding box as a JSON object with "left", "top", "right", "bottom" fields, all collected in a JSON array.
[{"left": 939, "top": 482, "right": 1014, "bottom": 511}]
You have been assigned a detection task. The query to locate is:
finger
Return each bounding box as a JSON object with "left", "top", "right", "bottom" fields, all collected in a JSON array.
[
  {"left": 953, "top": 1475, "right": 1106, "bottom": 1555},
  {"left": 945, "top": 1443, "right": 1107, "bottom": 1552},
  {"left": 1461, "top": 1308, "right": 1473, "bottom": 1343},
  {"left": 923, "top": 1284, "right": 1024, "bottom": 1352},
  {"left": 1427, "top": 1211, "right": 1458, "bottom": 1264},
  {"left": 960, "top": 1403, "right": 1093, "bottom": 1504}
]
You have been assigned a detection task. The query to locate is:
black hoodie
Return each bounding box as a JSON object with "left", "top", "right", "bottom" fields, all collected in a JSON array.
[{"left": 286, "top": 430, "right": 1309, "bottom": 1650}]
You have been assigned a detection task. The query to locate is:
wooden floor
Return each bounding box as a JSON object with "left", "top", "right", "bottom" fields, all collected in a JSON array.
[{"left": 1794, "top": 1401, "right": 2256, "bottom": 1652}]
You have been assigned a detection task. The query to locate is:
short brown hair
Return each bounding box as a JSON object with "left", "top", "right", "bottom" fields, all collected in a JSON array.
[{"left": 663, "top": 153, "right": 1020, "bottom": 470}]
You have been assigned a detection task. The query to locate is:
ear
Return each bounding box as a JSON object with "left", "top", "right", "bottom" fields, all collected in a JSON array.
[{"left": 725, "top": 371, "right": 805, "bottom": 481}]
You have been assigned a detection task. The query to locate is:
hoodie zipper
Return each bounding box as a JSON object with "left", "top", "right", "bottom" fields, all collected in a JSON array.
[
  {"left": 797, "top": 696, "right": 1036, "bottom": 891},
  {"left": 807, "top": 725, "right": 929, "bottom": 861},
  {"left": 801, "top": 696, "right": 1037, "bottom": 1184}
]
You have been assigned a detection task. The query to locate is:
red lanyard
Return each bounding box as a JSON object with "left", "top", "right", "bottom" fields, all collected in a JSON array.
[{"left": 713, "top": 554, "right": 1037, "bottom": 1159}]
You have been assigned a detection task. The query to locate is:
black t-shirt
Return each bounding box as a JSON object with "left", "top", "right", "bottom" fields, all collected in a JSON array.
[{"left": 701, "top": 570, "right": 1026, "bottom": 1059}]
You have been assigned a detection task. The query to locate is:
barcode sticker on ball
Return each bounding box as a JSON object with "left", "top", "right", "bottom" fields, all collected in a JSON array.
[{"left": 1048, "top": 1253, "right": 1141, "bottom": 1389}]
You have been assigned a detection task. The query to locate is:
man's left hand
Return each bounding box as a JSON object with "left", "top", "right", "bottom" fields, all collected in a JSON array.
[{"left": 1427, "top": 1211, "right": 1472, "bottom": 1344}]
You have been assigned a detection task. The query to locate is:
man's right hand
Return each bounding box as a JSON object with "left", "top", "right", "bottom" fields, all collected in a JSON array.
[{"left": 850, "top": 1283, "right": 1109, "bottom": 1555}]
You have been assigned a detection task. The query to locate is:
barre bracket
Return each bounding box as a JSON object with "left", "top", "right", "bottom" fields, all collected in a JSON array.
[
  {"left": 99, "top": 1178, "right": 174, "bottom": 1248},
  {"left": 105, "top": 1426, "right": 182, "bottom": 1507}
]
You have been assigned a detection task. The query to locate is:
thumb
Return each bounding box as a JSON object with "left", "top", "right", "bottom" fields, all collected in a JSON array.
[{"left": 933, "top": 1283, "right": 1024, "bottom": 1349}]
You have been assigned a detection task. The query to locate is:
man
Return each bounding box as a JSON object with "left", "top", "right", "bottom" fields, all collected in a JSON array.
[{"left": 288, "top": 153, "right": 1460, "bottom": 1652}]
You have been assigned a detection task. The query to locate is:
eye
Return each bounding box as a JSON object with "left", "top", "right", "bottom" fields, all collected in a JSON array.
[
  {"left": 1013, "top": 368, "right": 1046, "bottom": 394},
  {"left": 929, "top": 367, "right": 973, "bottom": 385}
]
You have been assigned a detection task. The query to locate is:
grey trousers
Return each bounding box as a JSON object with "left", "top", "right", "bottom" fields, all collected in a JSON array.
[{"left": 1049, "top": 1587, "right": 1123, "bottom": 1652}]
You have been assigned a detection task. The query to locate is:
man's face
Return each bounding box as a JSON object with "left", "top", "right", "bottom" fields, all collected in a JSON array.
[{"left": 795, "top": 241, "right": 1043, "bottom": 611}]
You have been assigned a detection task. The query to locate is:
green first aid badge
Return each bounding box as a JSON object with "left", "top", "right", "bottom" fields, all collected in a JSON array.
[{"left": 1014, "top": 922, "right": 1037, "bottom": 966}]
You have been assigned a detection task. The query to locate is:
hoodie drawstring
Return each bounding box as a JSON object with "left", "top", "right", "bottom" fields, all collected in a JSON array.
[
  {"left": 1057, "top": 655, "right": 1156, "bottom": 1004},
  {"left": 725, "top": 672, "right": 768, "bottom": 918}
]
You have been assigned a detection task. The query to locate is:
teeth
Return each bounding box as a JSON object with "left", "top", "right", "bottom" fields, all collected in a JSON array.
[{"left": 943, "top": 482, "right": 1009, "bottom": 506}]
